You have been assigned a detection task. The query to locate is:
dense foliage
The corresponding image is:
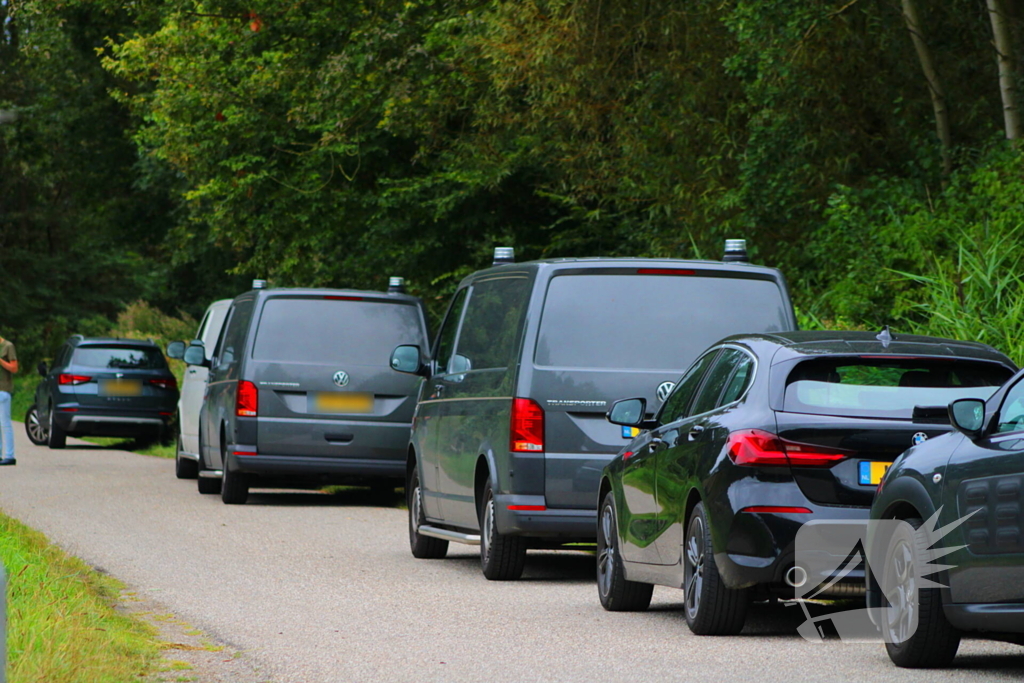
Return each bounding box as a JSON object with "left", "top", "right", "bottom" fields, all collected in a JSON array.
[{"left": 3, "top": 0, "right": 1024, "bottom": 364}]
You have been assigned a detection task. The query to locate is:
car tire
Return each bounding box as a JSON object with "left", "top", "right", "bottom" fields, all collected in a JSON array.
[
  {"left": 196, "top": 427, "right": 222, "bottom": 495},
  {"left": 882, "top": 517, "right": 961, "bottom": 668},
  {"left": 479, "top": 477, "right": 528, "bottom": 581},
  {"left": 47, "top": 405, "right": 67, "bottom": 450},
  {"left": 683, "top": 502, "right": 749, "bottom": 635},
  {"left": 597, "top": 490, "right": 653, "bottom": 611},
  {"left": 221, "top": 450, "right": 249, "bottom": 505},
  {"left": 408, "top": 468, "right": 448, "bottom": 559},
  {"left": 24, "top": 406, "right": 49, "bottom": 446},
  {"left": 175, "top": 434, "right": 198, "bottom": 480}
]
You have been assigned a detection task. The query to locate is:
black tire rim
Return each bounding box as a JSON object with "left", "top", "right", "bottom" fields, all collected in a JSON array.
[
  {"left": 597, "top": 503, "right": 616, "bottom": 598},
  {"left": 885, "top": 536, "right": 918, "bottom": 644},
  {"left": 685, "top": 514, "right": 706, "bottom": 620},
  {"left": 27, "top": 408, "right": 47, "bottom": 444}
]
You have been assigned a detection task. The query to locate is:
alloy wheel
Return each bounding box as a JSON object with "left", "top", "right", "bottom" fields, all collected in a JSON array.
[
  {"left": 685, "top": 515, "right": 706, "bottom": 619},
  {"left": 597, "top": 504, "right": 616, "bottom": 598},
  {"left": 885, "top": 537, "right": 918, "bottom": 644},
  {"left": 27, "top": 408, "right": 48, "bottom": 444}
]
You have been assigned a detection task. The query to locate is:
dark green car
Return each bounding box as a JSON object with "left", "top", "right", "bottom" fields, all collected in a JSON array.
[{"left": 868, "top": 368, "right": 1024, "bottom": 667}]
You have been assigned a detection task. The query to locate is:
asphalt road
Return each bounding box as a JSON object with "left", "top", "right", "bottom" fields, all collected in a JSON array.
[{"left": 0, "top": 427, "right": 1022, "bottom": 683}]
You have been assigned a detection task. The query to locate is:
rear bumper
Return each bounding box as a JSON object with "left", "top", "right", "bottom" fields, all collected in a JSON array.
[
  {"left": 717, "top": 503, "right": 870, "bottom": 591},
  {"left": 228, "top": 452, "right": 405, "bottom": 481},
  {"left": 494, "top": 494, "right": 597, "bottom": 540},
  {"left": 54, "top": 408, "right": 172, "bottom": 436}
]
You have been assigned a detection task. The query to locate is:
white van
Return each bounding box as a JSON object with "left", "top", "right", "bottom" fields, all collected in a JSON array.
[{"left": 170, "top": 299, "right": 231, "bottom": 478}]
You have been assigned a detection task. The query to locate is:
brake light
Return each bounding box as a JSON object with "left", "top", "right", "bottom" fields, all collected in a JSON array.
[
  {"left": 236, "top": 380, "right": 258, "bottom": 417},
  {"left": 510, "top": 398, "right": 544, "bottom": 452},
  {"left": 324, "top": 296, "right": 363, "bottom": 301},
  {"left": 508, "top": 505, "right": 547, "bottom": 511},
  {"left": 637, "top": 268, "right": 696, "bottom": 276},
  {"left": 148, "top": 378, "right": 178, "bottom": 391},
  {"left": 58, "top": 374, "right": 91, "bottom": 385},
  {"left": 727, "top": 429, "right": 849, "bottom": 467}
]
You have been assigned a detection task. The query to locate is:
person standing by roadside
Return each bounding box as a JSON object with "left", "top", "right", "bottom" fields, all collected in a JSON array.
[{"left": 0, "top": 334, "right": 19, "bottom": 465}]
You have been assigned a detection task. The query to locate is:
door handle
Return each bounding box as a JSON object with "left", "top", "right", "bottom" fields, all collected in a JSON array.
[
  {"left": 433, "top": 384, "right": 445, "bottom": 398},
  {"left": 688, "top": 425, "right": 705, "bottom": 442},
  {"left": 649, "top": 436, "right": 665, "bottom": 452}
]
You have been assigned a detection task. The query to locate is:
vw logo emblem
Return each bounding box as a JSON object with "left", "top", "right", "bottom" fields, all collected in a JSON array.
[
  {"left": 332, "top": 370, "right": 350, "bottom": 387},
  {"left": 656, "top": 381, "right": 675, "bottom": 402},
  {"left": 912, "top": 432, "right": 929, "bottom": 446}
]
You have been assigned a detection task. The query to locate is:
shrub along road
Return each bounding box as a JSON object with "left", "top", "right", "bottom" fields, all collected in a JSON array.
[{"left": 0, "top": 429, "right": 1021, "bottom": 683}]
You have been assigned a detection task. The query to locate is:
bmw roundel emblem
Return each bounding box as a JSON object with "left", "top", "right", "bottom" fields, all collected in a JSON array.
[
  {"left": 912, "top": 432, "right": 929, "bottom": 446},
  {"left": 656, "top": 381, "right": 676, "bottom": 402},
  {"left": 332, "top": 370, "right": 350, "bottom": 387}
]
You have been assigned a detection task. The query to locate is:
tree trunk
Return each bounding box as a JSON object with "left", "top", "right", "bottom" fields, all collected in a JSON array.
[
  {"left": 901, "top": 0, "right": 953, "bottom": 177},
  {"left": 987, "top": 0, "right": 1021, "bottom": 140}
]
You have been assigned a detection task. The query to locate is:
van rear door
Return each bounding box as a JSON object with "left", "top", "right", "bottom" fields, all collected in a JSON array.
[
  {"left": 248, "top": 295, "right": 427, "bottom": 460},
  {"left": 531, "top": 269, "right": 794, "bottom": 509}
]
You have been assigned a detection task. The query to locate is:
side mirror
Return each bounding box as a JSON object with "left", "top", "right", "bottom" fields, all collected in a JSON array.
[
  {"left": 949, "top": 398, "right": 986, "bottom": 439},
  {"left": 166, "top": 340, "right": 186, "bottom": 360},
  {"left": 183, "top": 342, "right": 209, "bottom": 367},
  {"left": 607, "top": 398, "right": 649, "bottom": 428},
  {"left": 37, "top": 361, "right": 47, "bottom": 378},
  {"left": 390, "top": 345, "right": 425, "bottom": 376}
]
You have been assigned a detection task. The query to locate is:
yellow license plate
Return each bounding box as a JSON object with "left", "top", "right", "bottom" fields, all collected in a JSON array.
[
  {"left": 100, "top": 379, "right": 142, "bottom": 397},
  {"left": 311, "top": 392, "right": 373, "bottom": 414},
  {"left": 858, "top": 461, "right": 893, "bottom": 486}
]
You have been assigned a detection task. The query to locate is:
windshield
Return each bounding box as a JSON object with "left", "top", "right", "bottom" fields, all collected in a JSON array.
[
  {"left": 73, "top": 346, "right": 167, "bottom": 370},
  {"left": 534, "top": 273, "right": 790, "bottom": 370},
  {"left": 783, "top": 357, "right": 1012, "bottom": 419},
  {"left": 252, "top": 297, "right": 424, "bottom": 365}
]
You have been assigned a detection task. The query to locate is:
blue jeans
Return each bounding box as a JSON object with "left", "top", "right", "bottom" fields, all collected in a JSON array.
[{"left": 0, "top": 391, "right": 12, "bottom": 460}]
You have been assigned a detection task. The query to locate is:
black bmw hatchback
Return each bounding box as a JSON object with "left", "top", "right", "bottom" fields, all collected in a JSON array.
[
  {"left": 31, "top": 336, "right": 178, "bottom": 449},
  {"left": 599, "top": 330, "right": 1015, "bottom": 635}
]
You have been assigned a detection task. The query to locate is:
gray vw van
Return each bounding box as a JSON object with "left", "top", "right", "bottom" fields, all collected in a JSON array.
[
  {"left": 184, "top": 280, "right": 429, "bottom": 504},
  {"left": 391, "top": 243, "right": 797, "bottom": 579}
]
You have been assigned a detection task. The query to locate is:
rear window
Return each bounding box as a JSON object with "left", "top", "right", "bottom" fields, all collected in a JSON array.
[
  {"left": 73, "top": 346, "right": 167, "bottom": 370},
  {"left": 252, "top": 298, "right": 424, "bottom": 365},
  {"left": 534, "top": 273, "right": 790, "bottom": 370},
  {"left": 783, "top": 358, "right": 1012, "bottom": 419}
]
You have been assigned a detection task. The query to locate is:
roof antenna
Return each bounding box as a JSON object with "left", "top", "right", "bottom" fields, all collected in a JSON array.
[{"left": 876, "top": 325, "right": 893, "bottom": 348}]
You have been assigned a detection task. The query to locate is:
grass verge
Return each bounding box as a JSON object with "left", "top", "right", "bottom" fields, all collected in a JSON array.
[{"left": 0, "top": 511, "right": 159, "bottom": 682}]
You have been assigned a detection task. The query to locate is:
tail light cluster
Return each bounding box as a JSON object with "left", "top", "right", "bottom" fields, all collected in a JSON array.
[
  {"left": 236, "top": 380, "right": 258, "bottom": 417},
  {"left": 58, "top": 374, "right": 91, "bottom": 385},
  {"left": 148, "top": 378, "right": 177, "bottom": 391},
  {"left": 727, "top": 429, "right": 849, "bottom": 468},
  {"left": 510, "top": 398, "right": 544, "bottom": 453}
]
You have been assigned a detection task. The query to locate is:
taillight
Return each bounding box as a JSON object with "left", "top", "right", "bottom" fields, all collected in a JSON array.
[
  {"left": 727, "top": 429, "right": 849, "bottom": 467},
  {"left": 58, "top": 374, "right": 91, "bottom": 385},
  {"left": 148, "top": 378, "right": 177, "bottom": 391},
  {"left": 236, "top": 380, "right": 258, "bottom": 417},
  {"left": 510, "top": 398, "right": 544, "bottom": 453}
]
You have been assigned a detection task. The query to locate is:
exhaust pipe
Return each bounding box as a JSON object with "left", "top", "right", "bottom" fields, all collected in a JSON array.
[{"left": 784, "top": 565, "right": 808, "bottom": 589}]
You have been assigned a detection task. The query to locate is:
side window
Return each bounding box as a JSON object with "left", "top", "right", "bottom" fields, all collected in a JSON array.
[
  {"left": 720, "top": 353, "right": 755, "bottom": 406},
  {"left": 997, "top": 380, "right": 1024, "bottom": 433},
  {"left": 215, "top": 299, "right": 255, "bottom": 378},
  {"left": 434, "top": 288, "right": 469, "bottom": 375},
  {"left": 658, "top": 351, "right": 719, "bottom": 425},
  {"left": 453, "top": 278, "right": 531, "bottom": 372},
  {"left": 691, "top": 348, "right": 745, "bottom": 416},
  {"left": 195, "top": 310, "right": 211, "bottom": 342}
]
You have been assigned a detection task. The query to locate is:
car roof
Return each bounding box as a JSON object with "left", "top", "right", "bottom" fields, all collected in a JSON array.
[
  {"left": 71, "top": 337, "right": 161, "bottom": 349},
  {"left": 240, "top": 287, "right": 422, "bottom": 305},
  {"left": 723, "top": 330, "right": 1015, "bottom": 367},
  {"left": 463, "top": 257, "right": 787, "bottom": 286}
]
